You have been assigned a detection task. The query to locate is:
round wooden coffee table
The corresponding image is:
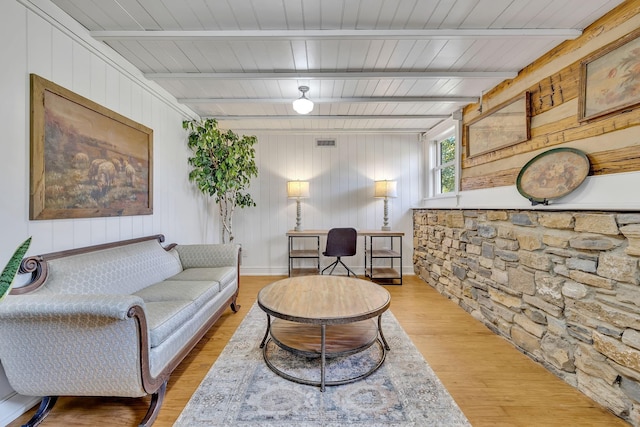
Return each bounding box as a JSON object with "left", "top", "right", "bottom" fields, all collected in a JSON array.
[{"left": 257, "top": 275, "right": 391, "bottom": 391}]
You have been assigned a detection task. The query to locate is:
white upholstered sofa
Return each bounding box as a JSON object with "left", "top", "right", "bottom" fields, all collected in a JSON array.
[{"left": 0, "top": 234, "right": 240, "bottom": 426}]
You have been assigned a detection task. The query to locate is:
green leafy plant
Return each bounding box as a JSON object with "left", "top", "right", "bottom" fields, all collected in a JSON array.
[
  {"left": 183, "top": 118, "right": 258, "bottom": 243},
  {"left": 0, "top": 237, "right": 32, "bottom": 302}
]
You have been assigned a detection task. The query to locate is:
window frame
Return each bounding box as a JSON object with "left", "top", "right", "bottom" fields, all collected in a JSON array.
[{"left": 423, "top": 116, "right": 461, "bottom": 199}]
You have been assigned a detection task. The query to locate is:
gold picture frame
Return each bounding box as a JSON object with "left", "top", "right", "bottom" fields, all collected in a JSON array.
[
  {"left": 465, "top": 92, "right": 531, "bottom": 159},
  {"left": 578, "top": 27, "right": 640, "bottom": 122},
  {"left": 30, "top": 74, "right": 153, "bottom": 220}
]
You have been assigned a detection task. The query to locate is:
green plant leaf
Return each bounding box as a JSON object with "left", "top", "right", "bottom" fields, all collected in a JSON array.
[
  {"left": 183, "top": 118, "right": 258, "bottom": 242},
  {"left": 0, "top": 237, "right": 32, "bottom": 302}
]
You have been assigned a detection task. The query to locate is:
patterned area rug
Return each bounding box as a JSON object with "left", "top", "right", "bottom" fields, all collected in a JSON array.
[{"left": 175, "top": 303, "right": 470, "bottom": 427}]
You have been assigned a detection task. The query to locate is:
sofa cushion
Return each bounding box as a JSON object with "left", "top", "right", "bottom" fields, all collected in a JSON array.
[
  {"left": 175, "top": 244, "right": 238, "bottom": 269},
  {"left": 37, "top": 240, "right": 183, "bottom": 295},
  {"left": 134, "top": 280, "right": 220, "bottom": 347},
  {"left": 166, "top": 267, "right": 236, "bottom": 291}
]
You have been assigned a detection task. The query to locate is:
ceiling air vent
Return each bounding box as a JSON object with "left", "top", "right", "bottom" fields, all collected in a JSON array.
[{"left": 316, "top": 139, "right": 336, "bottom": 147}]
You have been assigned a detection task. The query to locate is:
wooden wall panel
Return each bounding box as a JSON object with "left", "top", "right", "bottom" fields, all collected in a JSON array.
[{"left": 460, "top": 1, "right": 640, "bottom": 191}]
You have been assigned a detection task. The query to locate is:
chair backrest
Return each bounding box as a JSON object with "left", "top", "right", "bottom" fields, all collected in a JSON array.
[{"left": 324, "top": 227, "right": 357, "bottom": 257}]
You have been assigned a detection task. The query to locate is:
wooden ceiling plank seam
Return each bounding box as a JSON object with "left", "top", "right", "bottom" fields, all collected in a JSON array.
[
  {"left": 375, "top": 0, "right": 403, "bottom": 29},
  {"left": 426, "top": 39, "right": 478, "bottom": 70},
  {"left": 394, "top": 0, "right": 423, "bottom": 29},
  {"left": 470, "top": 38, "right": 520, "bottom": 72},
  {"left": 226, "top": 0, "right": 259, "bottom": 29},
  {"left": 152, "top": 40, "right": 198, "bottom": 72},
  {"left": 51, "top": 0, "right": 106, "bottom": 30},
  {"left": 573, "top": 1, "right": 626, "bottom": 29},
  {"left": 385, "top": 39, "right": 419, "bottom": 70},
  {"left": 282, "top": 0, "right": 304, "bottom": 30},
  {"left": 319, "top": 39, "right": 342, "bottom": 71},
  {"left": 199, "top": 41, "right": 246, "bottom": 72},
  {"left": 415, "top": 39, "right": 448, "bottom": 70},
  {"left": 397, "top": 39, "right": 431, "bottom": 69},
  {"left": 227, "top": 41, "right": 260, "bottom": 72},
  {"left": 264, "top": 40, "right": 297, "bottom": 70},
  {"left": 344, "top": 40, "right": 371, "bottom": 70},
  {"left": 137, "top": 0, "right": 180, "bottom": 29},
  {"left": 182, "top": 42, "right": 224, "bottom": 72},
  {"left": 183, "top": 0, "right": 219, "bottom": 30},
  {"left": 440, "top": 0, "right": 481, "bottom": 29},
  {"left": 450, "top": 38, "right": 491, "bottom": 70},
  {"left": 354, "top": 0, "right": 384, "bottom": 28},
  {"left": 318, "top": 0, "right": 345, "bottom": 29},
  {"left": 81, "top": 0, "right": 127, "bottom": 30},
  {"left": 111, "top": 0, "right": 163, "bottom": 30},
  {"left": 301, "top": 0, "right": 321, "bottom": 29},
  {"left": 159, "top": 0, "right": 202, "bottom": 30},
  {"left": 461, "top": 0, "right": 515, "bottom": 28},
  {"left": 204, "top": 0, "right": 238, "bottom": 30},
  {"left": 487, "top": 0, "right": 530, "bottom": 28},
  {"left": 108, "top": 39, "right": 168, "bottom": 73},
  {"left": 251, "top": 0, "right": 288, "bottom": 31},
  {"left": 423, "top": 0, "right": 455, "bottom": 28},
  {"left": 333, "top": 39, "right": 353, "bottom": 71},
  {"left": 373, "top": 39, "right": 401, "bottom": 70},
  {"left": 289, "top": 39, "right": 309, "bottom": 71}
]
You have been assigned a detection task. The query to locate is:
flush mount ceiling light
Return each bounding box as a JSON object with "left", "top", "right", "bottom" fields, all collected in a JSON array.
[{"left": 292, "top": 85, "right": 314, "bottom": 114}]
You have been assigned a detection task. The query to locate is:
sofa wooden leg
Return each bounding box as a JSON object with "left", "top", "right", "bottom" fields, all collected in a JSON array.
[
  {"left": 138, "top": 381, "right": 166, "bottom": 427},
  {"left": 22, "top": 396, "right": 58, "bottom": 427},
  {"left": 231, "top": 300, "right": 241, "bottom": 312}
]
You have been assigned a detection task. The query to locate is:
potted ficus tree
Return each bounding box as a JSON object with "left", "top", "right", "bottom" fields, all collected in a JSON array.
[
  {"left": 0, "top": 237, "right": 31, "bottom": 302},
  {"left": 183, "top": 118, "right": 258, "bottom": 243}
]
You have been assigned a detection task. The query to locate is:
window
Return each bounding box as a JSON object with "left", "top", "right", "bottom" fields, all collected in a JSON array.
[
  {"left": 424, "top": 116, "right": 460, "bottom": 198},
  {"left": 434, "top": 135, "right": 456, "bottom": 194}
]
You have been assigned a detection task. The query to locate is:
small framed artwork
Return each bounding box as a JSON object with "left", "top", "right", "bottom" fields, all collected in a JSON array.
[
  {"left": 578, "top": 27, "right": 640, "bottom": 122},
  {"left": 516, "top": 147, "right": 590, "bottom": 206},
  {"left": 465, "top": 92, "right": 531, "bottom": 159},
  {"left": 30, "top": 74, "right": 153, "bottom": 220}
]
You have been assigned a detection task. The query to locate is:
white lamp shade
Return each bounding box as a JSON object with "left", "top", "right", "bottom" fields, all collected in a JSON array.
[
  {"left": 292, "top": 97, "right": 314, "bottom": 114},
  {"left": 287, "top": 181, "right": 310, "bottom": 198},
  {"left": 374, "top": 180, "right": 397, "bottom": 198}
]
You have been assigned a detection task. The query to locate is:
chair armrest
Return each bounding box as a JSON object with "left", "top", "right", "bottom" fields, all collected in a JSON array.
[{"left": 174, "top": 243, "right": 240, "bottom": 269}]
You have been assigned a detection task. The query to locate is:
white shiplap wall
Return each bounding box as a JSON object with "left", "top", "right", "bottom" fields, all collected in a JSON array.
[
  {"left": 232, "top": 133, "right": 422, "bottom": 275},
  {"left": 0, "top": 1, "right": 210, "bottom": 423}
]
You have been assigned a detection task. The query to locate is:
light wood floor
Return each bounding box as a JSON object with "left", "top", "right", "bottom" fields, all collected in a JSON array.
[{"left": 11, "top": 275, "right": 628, "bottom": 426}]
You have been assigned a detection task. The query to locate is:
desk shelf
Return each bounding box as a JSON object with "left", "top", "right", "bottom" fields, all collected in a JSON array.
[
  {"left": 288, "top": 235, "right": 320, "bottom": 276},
  {"left": 364, "top": 235, "right": 402, "bottom": 285}
]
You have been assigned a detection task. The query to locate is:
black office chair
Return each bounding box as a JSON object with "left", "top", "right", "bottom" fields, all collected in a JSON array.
[{"left": 321, "top": 227, "right": 357, "bottom": 277}]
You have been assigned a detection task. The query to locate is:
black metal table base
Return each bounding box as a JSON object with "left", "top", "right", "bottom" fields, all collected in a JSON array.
[{"left": 259, "top": 315, "right": 390, "bottom": 392}]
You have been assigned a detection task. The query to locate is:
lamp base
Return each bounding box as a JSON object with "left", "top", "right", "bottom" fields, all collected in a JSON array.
[
  {"left": 381, "top": 226, "right": 391, "bottom": 231},
  {"left": 294, "top": 226, "right": 303, "bottom": 231}
]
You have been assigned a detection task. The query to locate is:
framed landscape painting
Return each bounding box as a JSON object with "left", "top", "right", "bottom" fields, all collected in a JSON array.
[
  {"left": 30, "top": 74, "right": 153, "bottom": 220},
  {"left": 579, "top": 27, "right": 640, "bottom": 122},
  {"left": 465, "top": 92, "right": 531, "bottom": 159}
]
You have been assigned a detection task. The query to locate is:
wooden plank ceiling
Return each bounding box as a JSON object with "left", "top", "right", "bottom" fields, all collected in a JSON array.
[{"left": 51, "top": 0, "right": 625, "bottom": 134}]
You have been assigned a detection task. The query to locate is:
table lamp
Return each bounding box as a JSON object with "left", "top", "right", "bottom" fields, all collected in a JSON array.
[
  {"left": 374, "top": 180, "right": 397, "bottom": 231},
  {"left": 287, "top": 180, "right": 310, "bottom": 231}
]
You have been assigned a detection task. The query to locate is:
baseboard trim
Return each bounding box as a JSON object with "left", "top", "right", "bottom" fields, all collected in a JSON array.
[
  {"left": 240, "top": 267, "right": 416, "bottom": 276},
  {"left": 0, "top": 392, "right": 39, "bottom": 426}
]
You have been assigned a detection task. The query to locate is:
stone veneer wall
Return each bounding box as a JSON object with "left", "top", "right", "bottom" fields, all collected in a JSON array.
[{"left": 413, "top": 209, "right": 640, "bottom": 425}]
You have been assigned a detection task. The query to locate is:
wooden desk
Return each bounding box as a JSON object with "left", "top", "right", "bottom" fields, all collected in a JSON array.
[{"left": 286, "top": 229, "right": 404, "bottom": 284}]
